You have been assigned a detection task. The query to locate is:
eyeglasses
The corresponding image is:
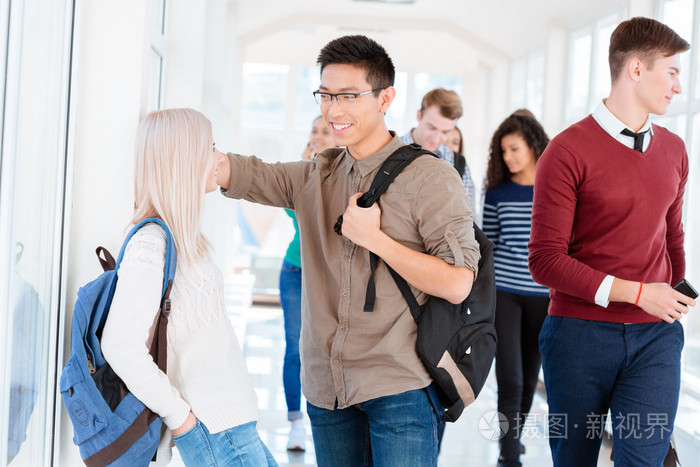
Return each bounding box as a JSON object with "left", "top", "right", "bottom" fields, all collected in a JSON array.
[{"left": 313, "top": 88, "right": 385, "bottom": 106}]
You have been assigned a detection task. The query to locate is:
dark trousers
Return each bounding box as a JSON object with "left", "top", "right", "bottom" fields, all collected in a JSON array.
[
  {"left": 494, "top": 290, "right": 549, "bottom": 465},
  {"left": 539, "top": 316, "right": 683, "bottom": 467}
]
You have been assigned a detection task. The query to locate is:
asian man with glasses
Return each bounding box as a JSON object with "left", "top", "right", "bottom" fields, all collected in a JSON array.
[{"left": 214, "top": 34, "right": 479, "bottom": 467}]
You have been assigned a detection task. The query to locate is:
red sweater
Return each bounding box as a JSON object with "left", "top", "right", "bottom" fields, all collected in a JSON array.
[{"left": 529, "top": 115, "right": 687, "bottom": 323}]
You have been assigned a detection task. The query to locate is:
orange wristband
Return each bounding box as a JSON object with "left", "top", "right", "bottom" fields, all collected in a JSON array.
[{"left": 635, "top": 281, "right": 644, "bottom": 307}]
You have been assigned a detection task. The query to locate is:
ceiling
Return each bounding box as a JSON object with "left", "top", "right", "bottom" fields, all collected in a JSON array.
[{"left": 234, "top": 0, "right": 629, "bottom": 68}]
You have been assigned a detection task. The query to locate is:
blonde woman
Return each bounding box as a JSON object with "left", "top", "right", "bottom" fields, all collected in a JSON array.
[{"left": 102, "top": 108, "right": 276, "bottom": 466}]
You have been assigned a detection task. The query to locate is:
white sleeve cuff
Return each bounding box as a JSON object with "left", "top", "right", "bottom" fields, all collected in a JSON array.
[
  {"left": 594, "top": 275, "right": 615, "bottom": 308},
  {"left": 163, "top": 398, "right": 192, "bottom": 431}
]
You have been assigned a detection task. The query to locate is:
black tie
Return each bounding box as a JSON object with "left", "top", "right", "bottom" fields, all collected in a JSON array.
[{"left": 621, "top": 128, "right": 648, "bottom": 152}]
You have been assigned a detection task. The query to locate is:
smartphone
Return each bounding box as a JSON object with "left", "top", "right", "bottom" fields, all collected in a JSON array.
[{"left": 673, "top": 279, "right": 699, "bottom": 302}]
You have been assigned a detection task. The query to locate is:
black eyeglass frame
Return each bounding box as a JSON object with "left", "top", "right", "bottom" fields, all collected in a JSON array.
[{"left": 312, "top": 88, "right": 386, "bottom": 105}]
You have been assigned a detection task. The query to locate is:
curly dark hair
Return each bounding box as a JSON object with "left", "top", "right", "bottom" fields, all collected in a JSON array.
[{"left": 485, "top": 113, "right": 549, "bottom": 189}]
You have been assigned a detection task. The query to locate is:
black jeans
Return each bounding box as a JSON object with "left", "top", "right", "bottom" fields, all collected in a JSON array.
[{"left": 494, "top": 290, "right": 549, "bottom": 465}]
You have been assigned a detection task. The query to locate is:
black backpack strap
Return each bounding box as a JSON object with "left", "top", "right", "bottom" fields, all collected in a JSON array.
[
  {"left": 453, "top": 152, "right": 466, "bottom": 179},
  {"left": 357, "top": 143, "right": 436, "bottom": 311},
  {"left": 333, "top": 143, "right": 435, "bottom": 235},
  {"left": 357, "top": 144, "right": 433, "bottom": 207},
  {"left": 385, "top": 264, "right": 421, "bottom": 321}
]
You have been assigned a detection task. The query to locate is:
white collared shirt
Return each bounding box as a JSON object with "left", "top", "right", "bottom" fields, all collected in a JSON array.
[
  {"left": 592, "top": 99, "right": 654, "bottom": 152},
  {"left": 591, "top": 100, "right": 653, "bottom": 307}
]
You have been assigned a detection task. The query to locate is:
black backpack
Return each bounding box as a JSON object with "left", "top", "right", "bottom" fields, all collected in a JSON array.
[
  {"left": 453, "top": 152, "right": 466, "bottom": 179},
  {"left": 334, "top": 143, "right": 497, "bottom": 422}
]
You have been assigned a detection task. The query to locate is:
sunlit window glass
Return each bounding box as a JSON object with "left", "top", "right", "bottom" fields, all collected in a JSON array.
[
  {"left": 661, "top": 0, "right": 693, "bottom": 102},
  {"left": 412, "top": 72, "right": 463, "bottom": 114},
  {"left": 0, "top": 0, "right": 73, "bottom": 464},
  {"left": 241, "top": 63, "right": 289, "bottom": 129},
  {"left": 295, "top": 66, "right": 321, "bottom": 131},
  {"left": 591, "top": 15, "right": 619, "bottom": 108},
  {"left": 565, "top": 28, "right": 592, "bottom": 124},
  {"left": 526, "top": 50, "right": 545, "bottom": 120},
  {"left": 386, "top": 71, "right": 407, "bottom": 134},
  {"left": 679, "top": 113, "right": 700, "bottom": 381}
]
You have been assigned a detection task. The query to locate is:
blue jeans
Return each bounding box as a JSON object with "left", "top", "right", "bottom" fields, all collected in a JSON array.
[
  {"left": 539, "top": 316, "right": 683, "bottom": 467},
  {"left": 172, "top": 420, "right": 277, "bottom": 466},
  {"left": 307, "top": 385, "right": 442, "bottom": 467},
  {"left": 279, "top": 260, "right": 302, "bottom": 421}
]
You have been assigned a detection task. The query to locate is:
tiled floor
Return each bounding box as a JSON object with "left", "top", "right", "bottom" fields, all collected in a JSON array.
[{"left": 172, "top": 280, "right": 614, "bottom": 466}]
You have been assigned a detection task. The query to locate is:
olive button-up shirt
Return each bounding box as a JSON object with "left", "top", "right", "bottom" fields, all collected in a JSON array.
[{"left": 222, "top": 133, "right": 479, "bottom": 409}]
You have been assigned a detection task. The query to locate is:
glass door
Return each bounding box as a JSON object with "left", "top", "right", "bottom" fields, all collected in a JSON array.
[{"left": 0, "top": 0, "right": 74, "bottom": 465}]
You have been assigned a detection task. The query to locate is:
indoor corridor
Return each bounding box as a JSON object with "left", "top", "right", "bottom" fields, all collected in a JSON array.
[{"left": 164, "top": 275, "right": 614, "bottom": 467}]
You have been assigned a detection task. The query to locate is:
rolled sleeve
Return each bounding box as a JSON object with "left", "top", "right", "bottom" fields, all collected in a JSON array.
[
  {"left": 415, "top": 167, "right": 480, "bottom": 275},
  {"left": 220, "top": 152, "right": 311, "bottom": 209}
]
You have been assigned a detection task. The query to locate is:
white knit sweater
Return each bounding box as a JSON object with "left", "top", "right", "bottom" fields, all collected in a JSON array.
[{"left": 102, "top": 223, "right": 259, "bottom": 436}]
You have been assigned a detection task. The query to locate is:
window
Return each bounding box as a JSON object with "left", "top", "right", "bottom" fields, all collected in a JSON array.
[
  {"left": 386, "top": 71, "right": 408, "bottom": 134},
  {"left": 684, "top": 113, "right": 700, "bottom": 382},
  {"left": 661, "top": 0, "right": 694, "bottom": 102},
  {"left": 563, "top": 9, "right": 626, "bottom": 125},
  {"left": 525, "top": 50, "right": 545, "bottom": 120},
  {"left": 565, "top": 27, "right": 593, "bottom": 123},
  {"left": 591, "top": 14, "right": 620, "bottom": 107},
  {"left": 508, "top": 50, "right": 545, "bottom": 121},
  {"left": 241, "top": 63, "right": 289, "bottom": 131},
  {"left": 295, "top": 66, "right": 321, "bottom": 132},
  {"left": 411, "top": 72, "right": 463, "bottom": 113},
  {"left": 240, "top": 62, "right": 290, "bottom": 165},
  {"left": 0, "top": 0, "right": 74, "bottom": 464},
  {"left": 659, "top": 0, "right": 700, "bottom": 399},
  {"left": 399, "top": 72, "right": 462, "bottom": 135}
]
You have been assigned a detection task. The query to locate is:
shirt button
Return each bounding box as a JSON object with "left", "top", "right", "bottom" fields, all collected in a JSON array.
[
  {"left": 338, "top": 326, "right": 345, "bottom": 332},
  {"left": 333, "top": 359, "right": 339, "bottom": 365},
  {"left": 342, "top": 291, "right": 348, "bottom": 296},
  {"left": 345, "top": 255, "right": 351, "bottom": 260}
]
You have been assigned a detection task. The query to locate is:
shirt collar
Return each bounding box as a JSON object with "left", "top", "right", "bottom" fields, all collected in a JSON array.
[
  {"left": 339, "top": 131, "right": 404, "bottom": 177},
  {"left": 593, "top": 99, "right": 654, "bottom": 137}
]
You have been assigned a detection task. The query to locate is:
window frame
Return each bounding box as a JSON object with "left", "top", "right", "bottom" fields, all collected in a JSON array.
[{"left": 0, "top": 0, "right": 76, "bottom": 464}]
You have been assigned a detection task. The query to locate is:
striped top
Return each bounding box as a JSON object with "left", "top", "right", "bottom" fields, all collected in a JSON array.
[{"left": 483, "top": 180, "right": 549, "bottom": 296}]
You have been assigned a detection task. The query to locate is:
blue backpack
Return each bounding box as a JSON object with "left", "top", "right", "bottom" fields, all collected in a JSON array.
[{"left": 60, "top": 219, "right": 176, "bottom": 467}]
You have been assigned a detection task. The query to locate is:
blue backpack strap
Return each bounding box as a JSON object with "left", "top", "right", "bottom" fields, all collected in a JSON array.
[
  {"left": 89, "top": 218, "right": 177, "bottom": 368},
  {"left": 115, "top": 218, "right": 177, "bottom": 301}
]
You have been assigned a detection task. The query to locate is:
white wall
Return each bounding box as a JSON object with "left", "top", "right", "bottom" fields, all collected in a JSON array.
[
  {"left": 60, "top": 1, "right": 150, "bottom": 463},
  {"left": 162, "top": 0, "right": 242, "bottom": 274}
]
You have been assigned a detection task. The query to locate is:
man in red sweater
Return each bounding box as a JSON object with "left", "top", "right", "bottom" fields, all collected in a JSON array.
[{"left": 529, "top": 17, "right": 696, "bottom": 467}]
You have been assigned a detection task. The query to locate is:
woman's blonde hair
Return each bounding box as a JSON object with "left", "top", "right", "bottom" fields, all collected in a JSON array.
[{"left": 132, "top": 108, "right": 213, "bottom": 264}]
